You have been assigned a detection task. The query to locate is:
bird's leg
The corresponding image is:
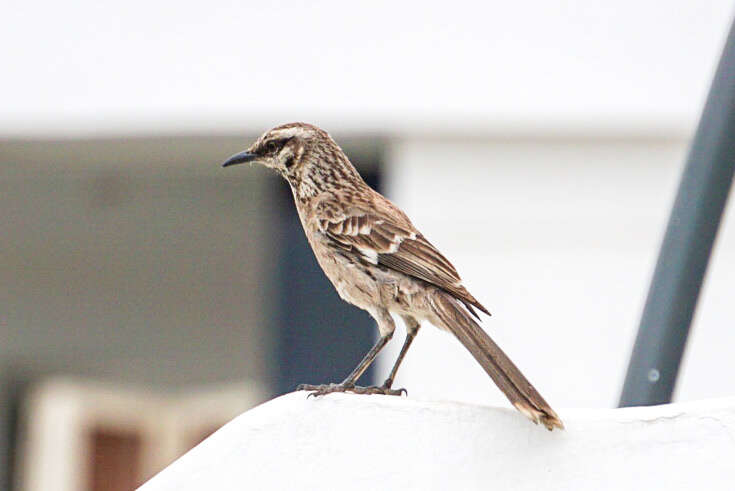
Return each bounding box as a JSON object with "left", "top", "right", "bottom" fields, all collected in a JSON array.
[
  {"left": 381, "top": 316, "right": 420, "bottom": 391},
  {"left": 340, "top": 333, "right": 391, "bottom": 386},
  {"left": 298, "top": 310, "right": 406, "bottom": 396},
  {"left": 381, "top": 333, "right": 416, "bottom": 390},
  {"left": 297, "top": 334, "right": 397, "bottom": 395}
]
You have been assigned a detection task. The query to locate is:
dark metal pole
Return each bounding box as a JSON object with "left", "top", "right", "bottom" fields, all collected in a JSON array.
[{"left": 619, "top": 21, "right": 735, "bottom": 407}]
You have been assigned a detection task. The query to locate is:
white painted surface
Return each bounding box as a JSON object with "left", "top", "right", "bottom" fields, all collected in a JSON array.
[
  {"left": 2, "top": 1, "right": 733, "bottom": 136},
  {"left": 141, "top": 393, "right": 735, "bottom": 491},
  {"left": 379, "top": 137, "right": 735, "bottom": 409}
]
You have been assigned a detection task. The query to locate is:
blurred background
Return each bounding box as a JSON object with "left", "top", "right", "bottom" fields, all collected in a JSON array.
[{"left": 2, "top": 1, "right": 735, "bottom": 489}]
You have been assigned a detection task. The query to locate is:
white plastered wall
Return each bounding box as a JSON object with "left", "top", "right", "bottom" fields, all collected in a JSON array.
[{"left": 379, "top": 136, "right": 735, "bottom": 409}]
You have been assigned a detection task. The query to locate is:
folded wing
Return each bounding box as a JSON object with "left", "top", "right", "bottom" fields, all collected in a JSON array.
[{"left": 313, "top": 198, "right": 490, "bottom": 318}]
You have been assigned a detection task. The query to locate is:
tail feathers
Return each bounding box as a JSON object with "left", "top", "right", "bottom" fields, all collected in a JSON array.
[{"left": 431, "top": 291, "right": 563, "bottom": 430}]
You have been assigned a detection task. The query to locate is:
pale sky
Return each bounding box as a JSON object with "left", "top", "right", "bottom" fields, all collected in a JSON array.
[{"left": 2, "top": 0, "right": 733, "bottom": 136}]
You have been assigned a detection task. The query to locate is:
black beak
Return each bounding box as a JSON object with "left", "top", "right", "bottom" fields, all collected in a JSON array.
[{"left": 222, "top": 150, "right": 258, "bottom": 168}]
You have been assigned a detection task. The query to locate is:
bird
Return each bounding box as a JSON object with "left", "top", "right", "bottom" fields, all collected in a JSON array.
[{"left": 222, "top": 122, "right": 563, "bottom": 430}]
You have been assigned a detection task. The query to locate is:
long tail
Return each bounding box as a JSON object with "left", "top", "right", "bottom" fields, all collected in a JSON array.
[{"left": 430, "top": 290, "right": 563, "bottom": 430}]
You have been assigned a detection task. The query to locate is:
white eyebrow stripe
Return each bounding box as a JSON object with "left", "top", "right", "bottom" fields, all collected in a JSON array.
[{"left": 269, "top": 126, "right": 313, "bottom": 140}]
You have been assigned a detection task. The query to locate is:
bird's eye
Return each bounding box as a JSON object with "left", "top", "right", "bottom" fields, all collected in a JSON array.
[{"left": 265, "top": 140, "right": 279, "bottom": 153}]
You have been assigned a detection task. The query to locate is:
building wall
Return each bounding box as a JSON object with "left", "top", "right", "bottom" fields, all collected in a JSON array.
[
  {"left": 0, "top": 134, "right": 383, "bottom": 488},
  {"left": 380, "top": 135, "right": 735, "bottom": 408},
  {"left": 0, "top": 136, "right": 276, "bottom": 488},
  {"left": 1, "top": 137, "right": 274, "bottom": 389}
]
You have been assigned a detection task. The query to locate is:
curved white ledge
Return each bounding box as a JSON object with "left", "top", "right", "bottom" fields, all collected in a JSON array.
[{"left": 141, "top": 393, "right": 735, "bottom": 490}]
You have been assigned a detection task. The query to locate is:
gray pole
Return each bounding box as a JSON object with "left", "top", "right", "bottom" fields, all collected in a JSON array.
[{"left": 619, "top": 21, "right": 735, "bottom": 407}]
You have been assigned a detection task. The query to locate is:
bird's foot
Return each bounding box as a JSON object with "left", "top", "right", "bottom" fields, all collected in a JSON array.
[
  {"left": 296, "top": 383, "right": 407, "bottom": 397},
  {"left": 349, "top": 384, "right": 407, "bottom": 396}
]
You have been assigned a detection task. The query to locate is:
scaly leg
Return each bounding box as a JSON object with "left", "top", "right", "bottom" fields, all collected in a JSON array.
[
  {"left": 298, "top": 309, "right": 412, "bottom": 397},
  {"left": 382, "top": 316, "right": 420, "bottom": 390},
  {"left": 297, "top": 332, "right": 405, "bottom": 396}
]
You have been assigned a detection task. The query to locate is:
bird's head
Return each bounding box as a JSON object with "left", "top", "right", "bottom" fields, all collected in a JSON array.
[{"left": 222, "top": 122, "right": 362, "bottom": 198}]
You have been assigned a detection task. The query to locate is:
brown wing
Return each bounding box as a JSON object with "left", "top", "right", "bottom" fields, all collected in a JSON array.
[{"left": 313, "top": 198, "right": 490, "bottom": 318}]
